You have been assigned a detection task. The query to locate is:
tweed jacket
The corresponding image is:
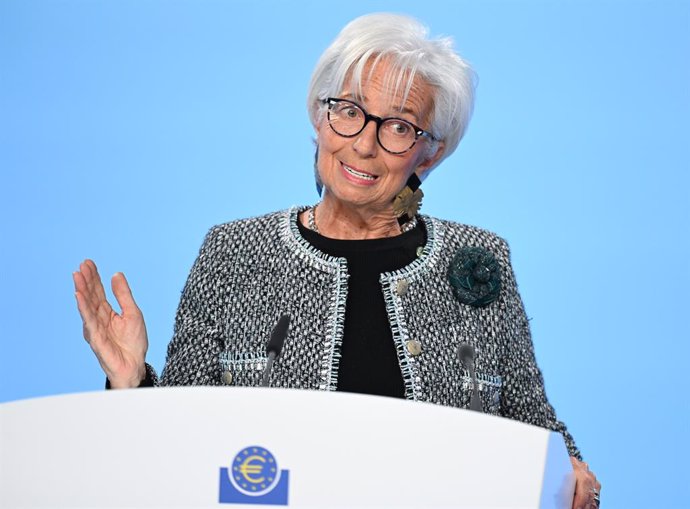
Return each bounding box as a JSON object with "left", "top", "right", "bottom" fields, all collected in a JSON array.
[{"left": 151, "top": 206, "right": 580, "bottom": 458}]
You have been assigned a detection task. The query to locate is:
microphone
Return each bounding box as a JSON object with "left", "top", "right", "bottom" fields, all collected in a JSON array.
[
  {"left": 458, "top": 343, "right": 483, "bottom": 412},
  {"left": 261, "top": 314, "right": 290, "bottom": 387}
]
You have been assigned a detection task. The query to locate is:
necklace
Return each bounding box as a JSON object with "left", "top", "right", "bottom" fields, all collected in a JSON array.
[
  {"left": 307, "top": 204, "right": 417, "bottom": 236},
  {"left": 308, "top": 205, "right": 320, "bottom": 233}
]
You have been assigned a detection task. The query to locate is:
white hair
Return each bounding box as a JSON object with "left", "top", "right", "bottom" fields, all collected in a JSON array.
[{"left": 307, "top": 13, "right": 477, "bottom": 171}]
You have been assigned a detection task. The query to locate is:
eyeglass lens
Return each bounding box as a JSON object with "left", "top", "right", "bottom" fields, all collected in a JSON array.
[{"left": 328, "top": 100, "right": 418, "bottom": 154}]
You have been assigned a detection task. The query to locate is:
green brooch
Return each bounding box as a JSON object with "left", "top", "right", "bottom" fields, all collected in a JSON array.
[{"left": 448, "top": 246, "right": 502, "bottom": 307}]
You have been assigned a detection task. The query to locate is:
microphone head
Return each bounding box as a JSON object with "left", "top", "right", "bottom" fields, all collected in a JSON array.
[
  {"left": 458, "top": 343, "right": 476, "bottom": 367},
  {"left": 266, "top": 314, "right": 290, "bottom": 357}
]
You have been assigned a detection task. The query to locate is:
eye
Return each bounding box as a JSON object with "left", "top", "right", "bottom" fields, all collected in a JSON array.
[
  {"left": 344, "top": 107, "right": 359, "bottom": 119},
  {"left": 333, "top": 102, "right": 361, "bottom": 119},
  {"left": 386, "top": 120, "right": 413, "bottom": 137}
]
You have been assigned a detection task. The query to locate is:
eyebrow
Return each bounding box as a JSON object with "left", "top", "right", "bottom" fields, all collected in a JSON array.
[{"left": 340, "top": 93, "right": 420, "bottom": 122}]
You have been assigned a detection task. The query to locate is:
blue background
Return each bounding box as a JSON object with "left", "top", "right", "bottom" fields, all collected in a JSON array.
[{"left": 1, "top": 1, "right": 688, "bottom": 507}]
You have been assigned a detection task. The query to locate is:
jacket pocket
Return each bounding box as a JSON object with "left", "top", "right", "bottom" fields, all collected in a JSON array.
[
  {"left": 460, "top": 370, "right": 503, "bottom": 415},
  {"left": 219, "top": 351, "right": 267, "bottom": 387}
]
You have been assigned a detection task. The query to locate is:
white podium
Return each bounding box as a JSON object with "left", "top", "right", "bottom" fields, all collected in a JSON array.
[{"left": 0, "top": 388, "right": 574, "bottom": 508}]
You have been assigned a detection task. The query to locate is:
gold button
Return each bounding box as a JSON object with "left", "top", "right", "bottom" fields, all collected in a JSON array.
[
  {"left": 396, "top": 279, "right": 409, "bottom": 296},
  {"left": 416, "top": 246, "right": 424, "bottom": 257},
  {"left": 222, "top": 370, "right": 233, "bottom": 385},
  {"left": 406, "top": 339, "right": 422, "bottom": 356}
]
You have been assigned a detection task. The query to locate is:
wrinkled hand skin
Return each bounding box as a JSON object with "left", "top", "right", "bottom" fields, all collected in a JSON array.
[
  {"left": 570, "top": 456, "right": 601, "bottom": 509},
  {"left": 73, "top": 259, "right": 148, "bottom": 388}
]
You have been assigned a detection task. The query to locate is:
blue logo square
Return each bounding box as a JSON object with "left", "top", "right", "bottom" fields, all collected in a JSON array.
[{"left": 219, "top": 446, "right": 289, "bottom": 506}]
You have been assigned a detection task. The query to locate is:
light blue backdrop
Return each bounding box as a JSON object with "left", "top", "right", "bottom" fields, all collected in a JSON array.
[{"left": 1, "top": 1, "right": 688, "bottom": 507}]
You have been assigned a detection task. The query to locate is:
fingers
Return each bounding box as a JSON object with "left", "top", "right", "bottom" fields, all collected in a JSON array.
[
  {"left": 111, "top": 272, "right": 140, "bottom": 317},
  {"left": 80, "top": 259, "right": 109, "bottom": 304},
  {"left": 570, "top": 457, "right": 601, "bottom": 509},
  {"left": 73, "top": 270, "right": 99, "bottom": 336},
  {"left": 74, "top": 261, "right": 111, "bottom": 314},
  {"left": 73, "top": 286, "right": 95, "bottom": 337},
  {"left": 573, "top": 486, "right": 600, "bottom": 509},
  {"left": 73, "top": 259, "right": 116, "bottom": 342}
]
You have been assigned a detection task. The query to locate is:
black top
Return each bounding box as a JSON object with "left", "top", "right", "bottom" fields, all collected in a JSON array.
[{"left": 297, "top": 218, "right": 426, "bottom": 398}]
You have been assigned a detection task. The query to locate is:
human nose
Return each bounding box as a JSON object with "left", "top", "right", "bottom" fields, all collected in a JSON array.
[{"left": 352, "top": 118, "right": 379, "bottom": 157}]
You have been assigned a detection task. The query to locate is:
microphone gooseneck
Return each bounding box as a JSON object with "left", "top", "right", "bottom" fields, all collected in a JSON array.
[
  {"left": 261, "top": 314, "right": 290, "bottom": 387},
  {"left": 458, "top": 343, "right": 483, "bottom": 413}
]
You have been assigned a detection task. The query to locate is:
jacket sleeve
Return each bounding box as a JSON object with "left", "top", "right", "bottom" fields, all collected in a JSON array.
[
  {"left": 497, "top": 238, "right": 582, "bottom": 459},
  {"left": 157, "top": 226, "right": 228, "bottom": 387},
  {"left": 103, "top": 228, "right": 226, "bottom": 389}
]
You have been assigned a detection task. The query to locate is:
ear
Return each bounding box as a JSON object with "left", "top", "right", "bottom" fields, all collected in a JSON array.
[
  {"left": 313, "top": 144, "right": 323, "bottom": 196},
  {"left": 414, "top": 141, "right": 446, "bottom": 181}
]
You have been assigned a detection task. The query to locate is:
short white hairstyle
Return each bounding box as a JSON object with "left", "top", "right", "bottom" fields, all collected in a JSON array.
[{"left": 307, "top": 13, "right": 477, "bottom": 171}]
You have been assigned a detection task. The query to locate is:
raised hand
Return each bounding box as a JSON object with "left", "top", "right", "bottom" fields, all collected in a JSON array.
[{"left": 73, "top": 259, "right": 148, "bottom": 388}]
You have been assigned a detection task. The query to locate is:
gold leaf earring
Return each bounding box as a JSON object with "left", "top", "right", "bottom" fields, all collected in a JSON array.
[{"left": 392, "top": 173, "right": 423, "bottom": 232}]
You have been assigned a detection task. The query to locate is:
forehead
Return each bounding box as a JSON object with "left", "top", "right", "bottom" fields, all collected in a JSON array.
[{"left": 340, "top": 57, "right": 435, "bottom": 120}]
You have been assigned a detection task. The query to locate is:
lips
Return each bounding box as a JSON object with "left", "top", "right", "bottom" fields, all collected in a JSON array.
[{"left": 341, "top": 162, "right": 378, "bottom": 184}]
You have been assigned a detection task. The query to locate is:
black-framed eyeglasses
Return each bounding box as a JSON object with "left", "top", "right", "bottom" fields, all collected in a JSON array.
[{"left": 323, "top": 97, "right": 438, "bottom": 155}]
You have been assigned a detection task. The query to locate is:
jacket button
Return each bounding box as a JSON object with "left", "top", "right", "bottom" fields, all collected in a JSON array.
[
  {"left": 406, "top": 339, "right": 422, "bottom": 356},
  {"left": 222, "top": 370, "right": 233, "bottom": 385},
  {"left": 396, "top": 279, "right": 409, "bottom": 296}
]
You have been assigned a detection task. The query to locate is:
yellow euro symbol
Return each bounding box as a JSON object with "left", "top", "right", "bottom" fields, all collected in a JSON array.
[{"left": 239, "top": 455, "right": 266, "bottom": 484}]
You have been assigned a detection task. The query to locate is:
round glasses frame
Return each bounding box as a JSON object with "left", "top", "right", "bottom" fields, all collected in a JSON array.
[{"left": 323, "top": 97, "right": 437, "bottom": 155}]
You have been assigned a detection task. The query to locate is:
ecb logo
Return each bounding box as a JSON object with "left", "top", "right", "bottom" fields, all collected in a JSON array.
[{"left": 219, "top": 446, "right": 289, "bottom": 505}]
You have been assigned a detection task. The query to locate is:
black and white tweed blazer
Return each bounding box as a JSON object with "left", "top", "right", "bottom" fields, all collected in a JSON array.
[{"left": 149, "top": 206, "right": 580, "bottom": 458}]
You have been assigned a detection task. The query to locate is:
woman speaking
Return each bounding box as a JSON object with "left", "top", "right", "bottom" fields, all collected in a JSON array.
[{"left": 74, "top": 13, "right": 600, "bottom": 508}]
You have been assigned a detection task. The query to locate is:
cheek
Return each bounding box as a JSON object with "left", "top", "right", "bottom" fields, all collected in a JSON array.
[
  {"left": 316, "top": 125, "right": 344, "bottom": 164},
  {"left": 315, "top": 132, "right": 338, "bottom": 179},
  {"left": 404, "top": 149, "right": 431, "bottom": 177}
]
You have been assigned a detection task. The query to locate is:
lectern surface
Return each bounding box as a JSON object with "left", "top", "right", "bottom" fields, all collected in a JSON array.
[{"left": 0, "top": 387, "right": 574, "bottom": 508}]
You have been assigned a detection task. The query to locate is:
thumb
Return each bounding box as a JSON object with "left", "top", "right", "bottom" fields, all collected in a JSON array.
[{"left": 111, "top": 272, "right": 140, "bottom": 316}]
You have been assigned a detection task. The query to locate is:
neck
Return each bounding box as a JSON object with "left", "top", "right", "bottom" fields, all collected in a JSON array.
[{"left": 303, "top": 196, "right": 403, "bottom": 240}]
